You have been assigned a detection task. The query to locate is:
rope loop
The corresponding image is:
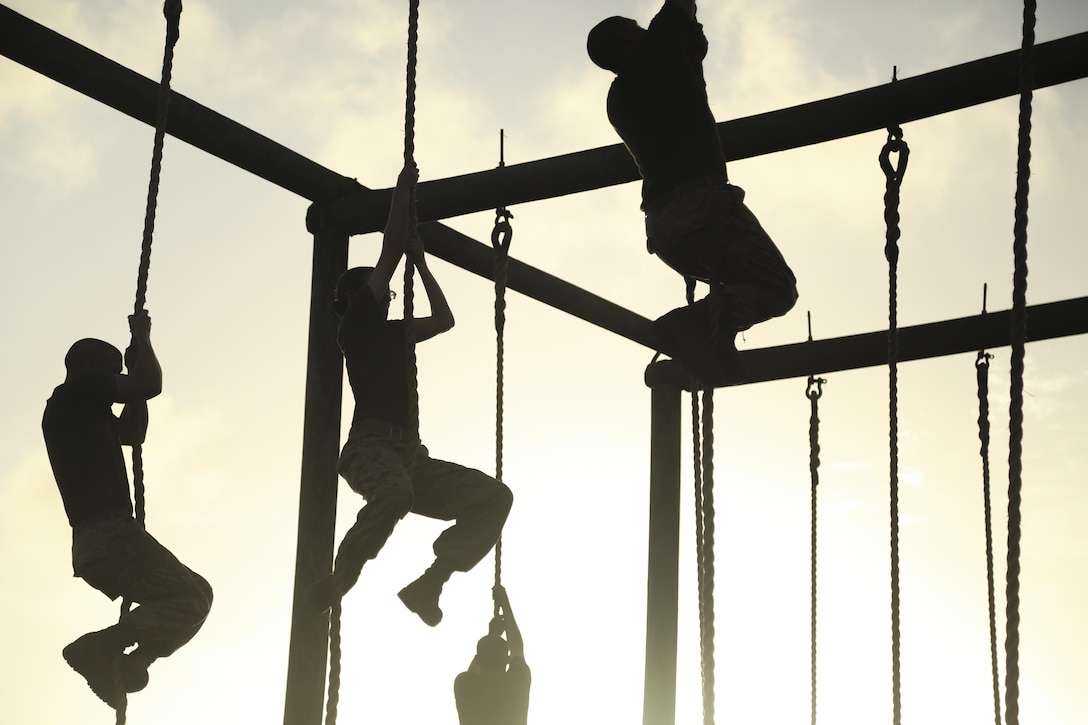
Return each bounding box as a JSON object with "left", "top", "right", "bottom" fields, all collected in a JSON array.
[
  {"left": 491, "top": 208, "right": 514, "bottom": 255},
  {"left": 878, "top": 136, "right": 908, "bottom": 181}
]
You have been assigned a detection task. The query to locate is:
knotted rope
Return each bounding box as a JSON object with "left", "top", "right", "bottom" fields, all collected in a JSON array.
[
  {"left": 976, "top": 349, "right": 1003, "bottom": 725},
  {"left": 879, "top": 121, "right": 909, "bottom": 725},
  {"left": 325, "top": 5, "right": 420, "bottom": 724},
  {"left": 492, "top": 202, "right": 513, "bottom": 616},
  {"left": 807, "top": 375, "right": 825, "bottom": 725},
  {"left": 1005, "top": 2, "right": 1035, "bottom": 722},
  {"left": 116, "top": 4, "right": 182, "bottom": 721},
  {"left": 130, "top": 0, "right": 182, "bottom": 534}
]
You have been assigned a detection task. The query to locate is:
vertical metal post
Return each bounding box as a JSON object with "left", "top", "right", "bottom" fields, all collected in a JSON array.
[
  {"left": 643, "top": 362, "right": 685, "bottom": 725},
  {"left": 283, "top": 210, "right": 348, "bottom": 725}
]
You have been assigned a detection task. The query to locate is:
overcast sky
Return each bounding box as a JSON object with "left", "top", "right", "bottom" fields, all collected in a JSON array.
[{"left": 2, "top": 1, "right": 1087, "bottom": 723}]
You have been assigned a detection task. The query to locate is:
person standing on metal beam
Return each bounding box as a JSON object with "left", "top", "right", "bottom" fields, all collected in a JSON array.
[
  {"left": 311, "top": 163, "right": 513, "bottom": 627},
  {"left": 588, "top": 0, "right": 799, "bottom": 383}
]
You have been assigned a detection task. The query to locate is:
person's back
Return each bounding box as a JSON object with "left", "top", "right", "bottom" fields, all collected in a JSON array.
[{"left": 596, "top": 2, "right": 727, "bottom": 208}]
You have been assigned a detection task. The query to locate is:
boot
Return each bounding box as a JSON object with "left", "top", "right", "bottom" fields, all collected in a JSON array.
[
  {"left": 652, "top": 299, "right": 745, "bottom": 386},
  {"left": 62, "top": 625, "right": 133, "bottom": 708},
  {"left": 397, "top": 560, "right": 454, "bottom": 627}
]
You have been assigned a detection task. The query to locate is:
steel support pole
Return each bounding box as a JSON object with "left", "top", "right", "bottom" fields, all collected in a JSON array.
[
  {"left": 642, "top": 364, "right": 692, "bottom": 725},
  {"left": 283, "top": 218, "right": 348, "bottom": 725}
]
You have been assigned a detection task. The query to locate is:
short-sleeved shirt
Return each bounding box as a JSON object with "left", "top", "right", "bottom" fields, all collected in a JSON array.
[
  {"left": 454, "top": 657, "right": 531, "bottom": 725},
  {"left": 42, "top": 372, "right": 133, "bottom": 527},
  {"left": 338, "top": 290, "right": 413, "bottom": 431},
  {"left": 606, "top": 1, "right": 727, "bottom": 208}
]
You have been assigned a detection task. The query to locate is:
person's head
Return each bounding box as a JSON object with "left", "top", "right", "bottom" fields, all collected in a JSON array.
[
  {"left": 332, "top": 266, "right": 392, "bottom": 317},
  {"left": 471, "top": 634, "right": 510, "bottom": 675},
  {"left": 587, "top": 16, "right": 645, "bottom": 74},
  {"left": 64, "top": 338, "right": 122, "bottom": 379}
]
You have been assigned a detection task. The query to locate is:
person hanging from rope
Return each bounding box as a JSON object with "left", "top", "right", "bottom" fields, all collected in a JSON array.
[
  {"left": 454, "top": 585, "right": 531, "bottom": 725},
  {"left": 587, "top": 0, "right": 799, "bottom": 383},
  {"left": 311, "top": 163, "right": 513, "bottom": 626},
  {"left": 41, "top": 311, "right": 213, "bottom": 710}
]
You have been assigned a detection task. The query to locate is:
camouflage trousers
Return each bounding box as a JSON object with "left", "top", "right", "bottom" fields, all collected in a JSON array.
[
  {"left": 73, "top": 514, "right": 212, "bottom": 661},
  {"left": 646, "top": 180, "right": 798, "bottom": 330},
  {"left": 333, "top": 431, "right": 512, "bottom": 581}
]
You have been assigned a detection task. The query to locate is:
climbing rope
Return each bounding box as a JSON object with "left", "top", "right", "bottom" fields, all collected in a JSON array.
[
  {"left": 697, "top": 386, "right": 716, "bottom": 725},
  {"left": 130, "top": 0, "right": 182, "bottom": 533},
  {"left": 491, "top": 185, "right": 513, "bottom": 616},
  {"left": 683, "top": 280, "right": 715, "bottom": 725},
  {"left": 976, "top": 348, "right": 1003, "bottom": 725},
  {"left": 879, "top": 119, "right": 909, "bottom": 725},
  {"left": 806, "top": 375, "right": 825, "bottom": 725},
  {"left": 402, "top": 0, "right": 421, "bottom": 436},
  {"left": 116, "top": 4, "right": 182, "bottom": 721},
  {"left": 1006, "top": 2, "right": 1035, "bottom": 723},
  {"left": 324, "top": 599, "right": 342, "bottom": 725},
  {"left": 324, "top": 5, "right": 420, "bottom": 724}
]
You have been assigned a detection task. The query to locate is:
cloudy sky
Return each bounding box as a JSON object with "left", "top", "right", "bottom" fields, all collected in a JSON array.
[{"left": 2, "top": 1, "right": 1087, "bottom": 723}]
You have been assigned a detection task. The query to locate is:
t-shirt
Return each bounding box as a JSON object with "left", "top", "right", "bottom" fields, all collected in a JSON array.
[
  {"left": 606, "top": 1, "right": 728, "bottom": 208},
  {"left": 454, "top": 658, "right": 532, "bottom": 725},
  {"left": 339, "top": 290, "right": 413, "bottom": 431},
  {"left": 42, "top": 372, "right": 133, "bottom": 527}
]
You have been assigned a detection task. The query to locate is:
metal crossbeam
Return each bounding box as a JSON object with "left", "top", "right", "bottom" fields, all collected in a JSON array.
[{"left": 648, "top": 297, "right": 1088, "bottom": 391}]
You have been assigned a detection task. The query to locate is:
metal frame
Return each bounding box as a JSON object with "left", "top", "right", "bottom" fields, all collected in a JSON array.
[{"left": 4, "top": 5, "right": 1087, "bottom": 723}]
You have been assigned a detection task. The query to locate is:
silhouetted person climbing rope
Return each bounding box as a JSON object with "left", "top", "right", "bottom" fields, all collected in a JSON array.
[
  {"left": 587, "top": 0, "right": 798, "bottom": 383},
  {"left": 455, "top": 585, "right": 531, "bottom": 725},
  {"left": 42, "top": 311, "right": 213, "bottom": 711},
  {"left": 311, "top": 163, "right": 513, "bottom": 626}
]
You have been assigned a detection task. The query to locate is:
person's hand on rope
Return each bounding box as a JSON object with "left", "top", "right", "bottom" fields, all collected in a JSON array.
[
  {"left": 406, "top": 229, "right": 426, "bottom": 266},
  {"left": 125, "top": 310, "right": 152, "bottom": 370},
  {"left": 493, "top": 584, "right": 511, "bottom": 613}
]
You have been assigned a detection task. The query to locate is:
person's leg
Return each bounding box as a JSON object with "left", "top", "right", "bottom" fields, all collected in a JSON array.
[
  {"left": 651, "top": 183, "right": 798, "bottom": 330},
  {"left": 311, "top": 436, "right": 414, "bottom": 610},
  {"left": 703, "top": 185, "right": 798, "bottom": 331},
  {"left": 71, "top": 523, "right": 211, "bottom": 705},
  {"left": 397, "top": 447, "right": 512, "bottom": 625}
]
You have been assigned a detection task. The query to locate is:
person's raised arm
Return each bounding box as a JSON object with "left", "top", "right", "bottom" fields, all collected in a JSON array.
[
  {"left": 669, "top": 0, "right": 696, "bottom": 19},
  {"left": 404, "top": 229, "right": 455, "bottom": 342},
  {"left": 494, "top": 585, "right": 524, "bottom": 659},
  {"left": 368, "top": 163, "right": 418, "bottom": 302},
  {"left": 115, "top": 311, "right": 162, "bottom": 403}
]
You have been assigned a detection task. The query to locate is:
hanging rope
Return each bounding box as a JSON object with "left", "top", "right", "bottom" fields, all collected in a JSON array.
[
  {"left": 683, "top": 280, "right": 716, "bottom": 725},
  {"left": 116, "top": 4, "right": 182, "bottom": 721},
  {"left": 129, "top": 0, "right": 182, "bottom": 534},
  {"left": 976, "top": 348, "right": 1003, "bottom": 725},
  {"left": 697, "top": 386, "right": 716, "bottom": 725},
  {"left": 491, "top": 183, "right": 513, "bottom": 616},
  {"left": 1006, "top": 2, "right": 1035, "bottom": 723},
  {"left": 324, "top": 599, "right": 343, "bottom": 725},
  {"left": 402, "top": 0, "right": 421, "bottom": 436},
  {"left": 678, "top": 277, "right": 713, "bottom": 722},
  {"left": 879, "top": 119, "right": 909, "bottom": 725},
  {"left": 807, "top": 375, "right": 825, "bottom": 725},
  {"left": 324, "top": 6, "right": 420, "bottom": 724}
]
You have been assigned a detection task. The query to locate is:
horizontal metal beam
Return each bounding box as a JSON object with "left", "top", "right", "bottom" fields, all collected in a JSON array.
[
  {"left": 302, "top": 208, "right": 657, "bottom": 350},
  {"left": 1, "top": 3, "right": 656, "bottom": 348},
  {"left": 647, "top": 297, "right": 1088, "bottom": 391},
  {"left": 328, "top": 31, "right": 1088, "bottom": 234},
  {"left": 0, "top": 3, "right": 359, "bottom": 202}
]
